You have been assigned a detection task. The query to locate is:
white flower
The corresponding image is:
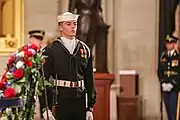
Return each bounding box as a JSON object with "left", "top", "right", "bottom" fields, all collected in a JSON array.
[
  {"left": 15, "top": 51, "right": 24, "bottom": 57},
  {"left": 19, "top": 51, "right": 25, "bottom": 57},
  {"left": 6, "top": 71, "right": 12, "bottom": 76},
  {"left": 28, "top": 48, "right": 36, "bottom": 55},
  {"left": 15, "top": 53, "right": 20, "bottom": 57},
  {"left": 13, "top": 84, "right": 21, "bottom": 94},
  {"left": 16, "top": 61, "right": 24, "bottom": 69},
  {"left": 5, "top": 108, "right": 12, "bottom": 115},
  {"left": 0, "top": 92, "right": 4, "bottom": 98},
  {"left": 1, "top": 116, "right": 8, "bottom": 120}
]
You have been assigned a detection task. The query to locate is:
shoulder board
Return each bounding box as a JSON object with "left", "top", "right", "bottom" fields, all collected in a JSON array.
[{"left": 79, "top": 40, "right": 90, "bottom": 59}]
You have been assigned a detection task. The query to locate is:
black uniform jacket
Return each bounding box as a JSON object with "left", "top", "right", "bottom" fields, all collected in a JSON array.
[
  {"left": 39, "top": 37, "right": 96, "bottom": 111},
  {"left": 158, "top": 50, "right": 180, "bottom": 92}
]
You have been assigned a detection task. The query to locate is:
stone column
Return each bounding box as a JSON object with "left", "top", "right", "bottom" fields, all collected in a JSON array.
[
  {"left": 105, "top": 0, "right": 115, "bottom": 73},
  {"left": 110, "top": 84, "right": 120, "bottom": 120},
  {"left": 114, "top": 0, "right": 160, "bottom": 119}
]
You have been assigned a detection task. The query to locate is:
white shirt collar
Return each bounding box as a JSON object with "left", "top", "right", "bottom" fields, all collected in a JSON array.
[
  {"left": 61, "top": 37, "right": 76, "bottom": 54},
  {"left": 168, "top": 49, "right": 175, "bottom": 56},
  {"left": 61, "top": 37, "right": 75, "bottom": 41}
]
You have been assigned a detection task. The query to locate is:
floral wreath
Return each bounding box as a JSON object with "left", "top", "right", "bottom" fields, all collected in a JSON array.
[{"left": 0, "top": 44, "right": 50, "bottom": 120}]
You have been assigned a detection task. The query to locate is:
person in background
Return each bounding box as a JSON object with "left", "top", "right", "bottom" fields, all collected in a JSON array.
[{"left": 158, "top": 35, "right": 180, "bottom": 120}]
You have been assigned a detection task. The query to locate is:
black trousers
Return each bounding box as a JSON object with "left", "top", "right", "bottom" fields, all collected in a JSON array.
[{"left": 55, "top": 87, "right": 86, "bottom": 120}]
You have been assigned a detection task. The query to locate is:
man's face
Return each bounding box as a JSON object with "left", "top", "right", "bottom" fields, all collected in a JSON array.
[
  {"left": 59, "top": 20, "right": 77, "bottom": 38},
  {"left": 29, "top": 37, "right": 43, "bottom": 48},
  {"left": 166, "top": 42, "right": 176, "bottom": 51}
]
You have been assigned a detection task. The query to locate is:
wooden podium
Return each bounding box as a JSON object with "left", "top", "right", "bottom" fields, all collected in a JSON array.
[
  {"left": 119, "top": 70, "right": 139, "bottom": 97},
  {"left": 93, "top": 73, "right": 114, "bottom": 120},
  {"left": 117, "top": 70, "right": 142, "bottom": 120}
]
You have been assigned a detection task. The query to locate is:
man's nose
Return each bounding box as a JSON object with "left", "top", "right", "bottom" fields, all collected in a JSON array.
[{"left": 71, "top": 24, "right": 76, "bottom": 28}]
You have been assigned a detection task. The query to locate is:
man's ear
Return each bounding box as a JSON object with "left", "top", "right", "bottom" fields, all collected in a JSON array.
[{"left": 59, "top": 25, "right": 63, "bottom": 31}]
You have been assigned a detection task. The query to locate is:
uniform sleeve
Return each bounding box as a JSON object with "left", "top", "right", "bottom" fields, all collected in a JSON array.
[
  {"left": 39, "top": 46, "right": 54, "bottom": 114},
  {"left": 43, "top": 47, "right": 53, "bottom": 80},
  {"left": 171, "top": 56, "right": 180, "bottom": 86},
  {"left": 157, "top": 52, "right": 165, "bottom": 83},
  {"left": 172, "top": 71, "right": 180, "bottom": 86},
  {"left": 84, "top": 52, "right": 96, "bottom": 110},
  {"left": 157, "top": 61, "right": 165, "bottom": 83}
]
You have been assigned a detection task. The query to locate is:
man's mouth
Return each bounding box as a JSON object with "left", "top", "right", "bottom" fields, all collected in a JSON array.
[{"left": 71, "top": 30, "right": 75, "bottom": 33}]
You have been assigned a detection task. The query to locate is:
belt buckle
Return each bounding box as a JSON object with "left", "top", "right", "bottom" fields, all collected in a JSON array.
[
  {"left": 70, "top": 81, "right": 78, "bottom": 88},
  {"left": 166, "top": 71, "right": 170, "bottom": 77},
  {"left": 63, "top": 81, "right": 66, "bottom": 86},
  {"left": 70, "top": 82, "right": 73, "bottom": 87}
]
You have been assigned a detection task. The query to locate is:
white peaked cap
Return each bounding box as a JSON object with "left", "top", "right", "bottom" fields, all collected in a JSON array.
[{"left": 57, "top": 12, "right": 79, "bottom": 22}]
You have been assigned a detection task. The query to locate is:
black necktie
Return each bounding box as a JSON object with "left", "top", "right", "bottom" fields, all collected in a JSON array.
[{"left": 168, "top": 52, "right": 171, "bottom": 57}]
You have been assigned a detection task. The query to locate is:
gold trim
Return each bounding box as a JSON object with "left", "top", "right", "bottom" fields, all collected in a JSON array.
[
  {"left": 176, "top": 93, "right": 180, "bottom": 120},
  {"left": 0, "top": 0, "right": 24, "bottom": 56},
  {"left": 31, "top": 33, "right": 43, "bottom": 37}
]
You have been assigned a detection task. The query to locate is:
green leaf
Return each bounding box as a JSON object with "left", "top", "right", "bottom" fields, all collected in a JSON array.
[
  {"left": 44, "top": 80, "right": 52, "bottom": 86},
  {"left": 30, "top": 57, "right": 36, "bottom": 63},
  {"left": 6, "top": 72, "right": 13, "bottom": 79},
  {"left": 7, "top": 78, "right": 15, "bottom": 83},
  {"left": 30, "top": 68, "right": 36, "bottom": 73},
  {"left": 17, "top": 77, "right": 26, "bottom": 83}
]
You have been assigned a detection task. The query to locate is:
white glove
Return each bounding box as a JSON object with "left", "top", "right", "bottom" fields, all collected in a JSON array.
[
  {"left": 162, "top": 83, "right": 168, "bottom": 91},
  {"left": 86, "top": 111, "right": 93, "bottom": 120},
  {"left": 167, "top": 83, "right": 173, "bottom": 90},
  {"left": 43, "top": 109, "right": 56, "bottom": 120},
  {"left": 162, "top": 83, "right": 166, "bottom": 88},
  {"left": 162, "top": 83, "right": 173, "bottom": 92}
]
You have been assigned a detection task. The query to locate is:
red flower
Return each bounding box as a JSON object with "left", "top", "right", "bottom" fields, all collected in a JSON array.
[
  {"left": 4, "top": 88, "right": 16, "bottom": 98},
  {"left": 7, "top": 55, "right": 15, "bottom": 64},
  {"left": 1, "top": 72, "right": 7, "bottom": 83},
  {"left": 24, "top": 50, "right": 33, "bottom": 58},
  {"left": 23, "top": 45, "right": 28, "bottom": 51},
  {"left": 30, "top": 44, "right": 38, "bottom": 51},
  {"left": 0, "top": 70, "right": 8, "bottom": 89},
  {"left": 13, "top": 69, "right": 24, "bottom": 79},
  {"left": 0, "top": 70, "right": 8, "bottom": 90},
  {"left": 0, "top": 82, "right": 5, "bottom": 90},
  {"left": 25, "top": 60, "right": 33, "bottom": 67}
]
